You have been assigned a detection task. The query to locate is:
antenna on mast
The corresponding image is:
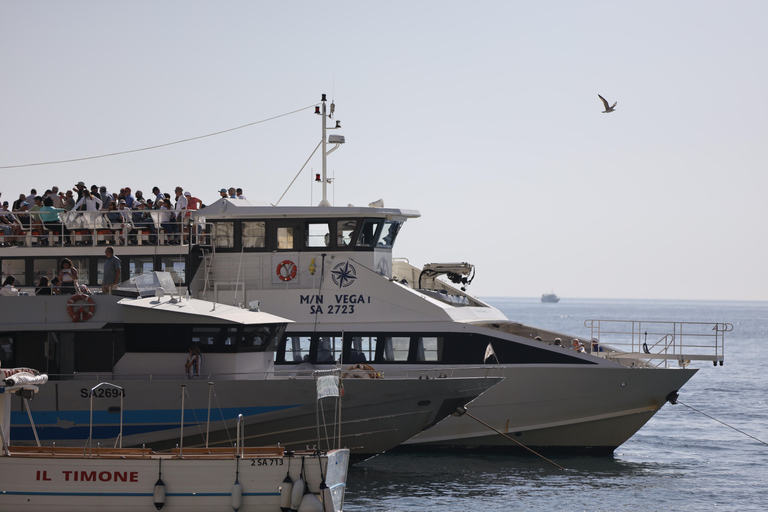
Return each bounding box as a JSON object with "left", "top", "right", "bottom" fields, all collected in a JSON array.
[{"left": 316, "top": 93, "right": 344, "bottom": 207}]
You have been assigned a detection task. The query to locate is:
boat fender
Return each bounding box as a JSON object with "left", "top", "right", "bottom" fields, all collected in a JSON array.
[
  {"left": 298, "top": 490, "right": 324, "bottom": 512},
  {"left": 277, "top": 260, "right": 298, "bottom": 281},
  {"left": 153, "top": 477, "right": 166, "bottom": 510},
  {"left": 67, "top": 293, "right": 96, "bottom": 322},
  {"left": 280, "top": 470, "right": 294, "bottom": 512},
  {"left": 231, "top": 481, "right": 243, "bottom": 511},
  {"left": 290, "top": 476, "right": 304, "bottom": 512}
]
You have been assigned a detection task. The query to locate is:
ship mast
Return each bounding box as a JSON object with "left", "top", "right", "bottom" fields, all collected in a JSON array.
[{"left": 315, "top": 94, "right": 344, "bottom": 207}]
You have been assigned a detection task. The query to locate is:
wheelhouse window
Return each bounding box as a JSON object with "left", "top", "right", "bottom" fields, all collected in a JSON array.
[
  {"left": 357, "top": 219, "right": 383, "bottom": 248},
  {"left": 277, "top": 227, "right": 295, "bottom": 250},
  {"left": 306, "top": 223, "right": 331, "bottom": 248},
  {"left": 337, "top": 220, "right": 357, "bottom": 247},
  {"left": 377, "top": 221, "right": 402, "bottom": 248},
  {"left": 214, "top": 222, "right": 234, "bottom": 248},
  {"left": 242, "top": 221, "right": 266, "bottom": 248}
]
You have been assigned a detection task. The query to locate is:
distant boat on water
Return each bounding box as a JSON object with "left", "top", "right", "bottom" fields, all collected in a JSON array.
[{"left": 541, "top": 292, "right": 560, "bottom": 303}]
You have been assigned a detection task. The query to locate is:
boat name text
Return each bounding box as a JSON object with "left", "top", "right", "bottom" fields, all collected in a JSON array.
[
  {"left": 36, "top": 470, "right": 139, "bottom": 483},
  {"left": 301, "top": 294, "right": 370, "bottom": 315}
]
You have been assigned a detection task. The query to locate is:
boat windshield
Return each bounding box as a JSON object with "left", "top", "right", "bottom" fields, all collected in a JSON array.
[{"left": 113, "top": 271, "right": 179, "bottom": 297}]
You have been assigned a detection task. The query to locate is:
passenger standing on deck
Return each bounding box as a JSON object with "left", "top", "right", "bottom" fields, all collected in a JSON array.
[
  {"left": 59, "top": 258, "right": 79, "bottom": 295},
  {"left": 101, "top": 246, "right": 121, "bottom": 294},
  {"left": 185, "top": 346, "right": 202, "bottom": 379}
]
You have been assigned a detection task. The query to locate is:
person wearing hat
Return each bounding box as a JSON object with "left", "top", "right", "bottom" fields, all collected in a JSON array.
[
  {"left": 73, "top": 182, "right": 88, "bottom": 208},
  {"left": 219, "top": 188, "right": 228, "bottom": 199}
]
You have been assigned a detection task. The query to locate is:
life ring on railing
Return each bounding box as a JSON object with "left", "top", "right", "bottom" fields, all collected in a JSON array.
[
  {"left": 67, "top": 294, "right": 96, "bottom": 322},
  {"left": 342, "top": 363, "right": 380, "bottom": 379},
  {"left": 276, "top": 260, "right": 298, "bottom": 282}
]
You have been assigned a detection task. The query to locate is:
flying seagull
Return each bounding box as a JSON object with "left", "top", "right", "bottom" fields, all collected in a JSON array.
[{"left": 598, "top": 94, "right": 617, "bottom": 113}]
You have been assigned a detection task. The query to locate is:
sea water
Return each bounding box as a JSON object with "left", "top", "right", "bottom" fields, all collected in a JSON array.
[{"left": 346, "top": 298, "right": 768, "bottom": 511}]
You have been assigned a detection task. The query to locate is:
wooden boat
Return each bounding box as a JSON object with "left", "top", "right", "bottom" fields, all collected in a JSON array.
[{"left": 1, "top": 368, "right": 349, "bottom": 511}]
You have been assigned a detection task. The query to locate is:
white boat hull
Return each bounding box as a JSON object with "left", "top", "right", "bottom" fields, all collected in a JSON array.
[{"left": 0, "top": 448, "right": 349, "bottom": 511}]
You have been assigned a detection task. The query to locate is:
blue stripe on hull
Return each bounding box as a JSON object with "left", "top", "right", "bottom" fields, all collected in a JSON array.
[{"left": 10, "top": 404, "right": 301, "bottom": 441}]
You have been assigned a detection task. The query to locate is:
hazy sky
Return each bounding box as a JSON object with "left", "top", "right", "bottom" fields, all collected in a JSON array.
[{"left": 2, "top": 1, "right": 766, "bottom": 301}]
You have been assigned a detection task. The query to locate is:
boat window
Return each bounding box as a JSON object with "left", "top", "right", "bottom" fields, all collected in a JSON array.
[
  {"left": 242, "top": 221, "right": 266, "bottom": 248},
  {"left": 160, "top": 257, "right": 185, "bottom": 285},
  {"left": 316, "top": 335, "right": 341, "bottom": 363},
  {"left": 33, "top": 259, "right": 58, "bottom": 284},
  {"left": 69, "top": 257, "right": 90, "bottom": 287},
  {"left": 379, "top": 336, "right": 410, "bottom": 362},
  {"left": 356, "top": 219, "right": 383, "bottom": 248},
  {"left": 2, "top": 259, "right": 26, "bottom": 287},
  {"left": 306, "top": 223, "right": 331, "bottom": 248},
  {"left": 239, "top": 324, "right": 284, "bottom": 352},
  {"left": 377, "top": 221, "right": 402, "bottom": 249},
  {"left": 191, "top": 327, "right": 220, "bottom": 346},
  {"left": 129, "top": 256, "right": 154, "bottom": 280},
  {"left": 214, "top": 222, "right": 234, "bottom": 248},
  {"left": 416, "top": 336, "right": 443, "bottom": 362},
  {"left": 277, "top": 227, "right": 295, "bottom": 250},
  {"left": 336, "top": 220, "right": 357, "bottom": 247},
  {"left": 0, "top": 334, "right": 13, "bottom": 368},
  {"left": 285, "top": 335, "right": 311, "bottom": 362},
  {"left": 348, "top": 336, "right": 374, "bottom": 363}
]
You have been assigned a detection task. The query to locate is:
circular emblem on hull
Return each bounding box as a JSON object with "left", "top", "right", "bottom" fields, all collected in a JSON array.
[{"left": 331, "top": 261, "right": 357, "bottom": 289}]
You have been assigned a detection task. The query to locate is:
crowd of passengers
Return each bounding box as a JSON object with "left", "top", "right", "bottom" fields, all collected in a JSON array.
[{"left": 0, "top": 183, "right": 247, "bottom": 246}]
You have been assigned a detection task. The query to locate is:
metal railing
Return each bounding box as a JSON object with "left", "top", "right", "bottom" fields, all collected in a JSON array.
[
  {"left": 1, "top": 210, "right": 211, "bottom": 247},
  {"left": 584, "top": 319, "right": 732, "bottom": 368}
]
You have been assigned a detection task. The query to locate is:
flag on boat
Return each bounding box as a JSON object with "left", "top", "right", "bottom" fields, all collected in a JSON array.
[
  {"left": 316, "top": 375, "right": 340, "bottom": 399},
  {"left": 484, "top": 342, "right": 496, "bottom": 363}
]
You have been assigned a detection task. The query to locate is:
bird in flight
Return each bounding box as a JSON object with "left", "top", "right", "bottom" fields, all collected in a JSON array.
[{"left": 598, "top": 94, "right": 617, "bottom": 113}]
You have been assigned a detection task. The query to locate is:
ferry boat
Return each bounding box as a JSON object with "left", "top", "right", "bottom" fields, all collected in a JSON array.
[
  {"left": 1, "top": 368, "right": 350, "bottom": 511},
  {"left": 0, "top": 95, "right": 730, "bottom": 455},
  {"left": 541, "top": 292, "right": 560, "bottom": 303},
  {"left": 0, "top": 272, "right": 500, "bottom": 461}
]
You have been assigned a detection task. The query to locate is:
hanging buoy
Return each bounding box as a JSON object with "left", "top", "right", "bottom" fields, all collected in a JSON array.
[
  {"left": 298, "top": 489, "right": 324, "bottom": 512},
  {"left": 153, "top": 477, "right": 166, "bottom": 510},
  {"left": 290, "top": 476, "right": 304, "bottom": 512},
  {"left": 280, "top": 470, "right": 294, "bottom": 512},
  {"left": 231, "top": 480, "right": 243, "bottom": 511}
]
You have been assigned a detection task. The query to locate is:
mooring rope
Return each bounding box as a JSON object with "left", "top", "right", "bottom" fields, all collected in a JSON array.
[
  {"left": 454, "top": 406, "right": 566, "bottom": 470},
  {"left": 678, "top": 400, "right": 768, "bottom": 447}
]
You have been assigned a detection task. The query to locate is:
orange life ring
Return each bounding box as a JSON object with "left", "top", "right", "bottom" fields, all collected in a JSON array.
[
  {"left": 67, "top": 293, "right": 95, "bottom": 322},
  {"left": 276, "top": 260, "right": 298, "bottom": 281}
]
